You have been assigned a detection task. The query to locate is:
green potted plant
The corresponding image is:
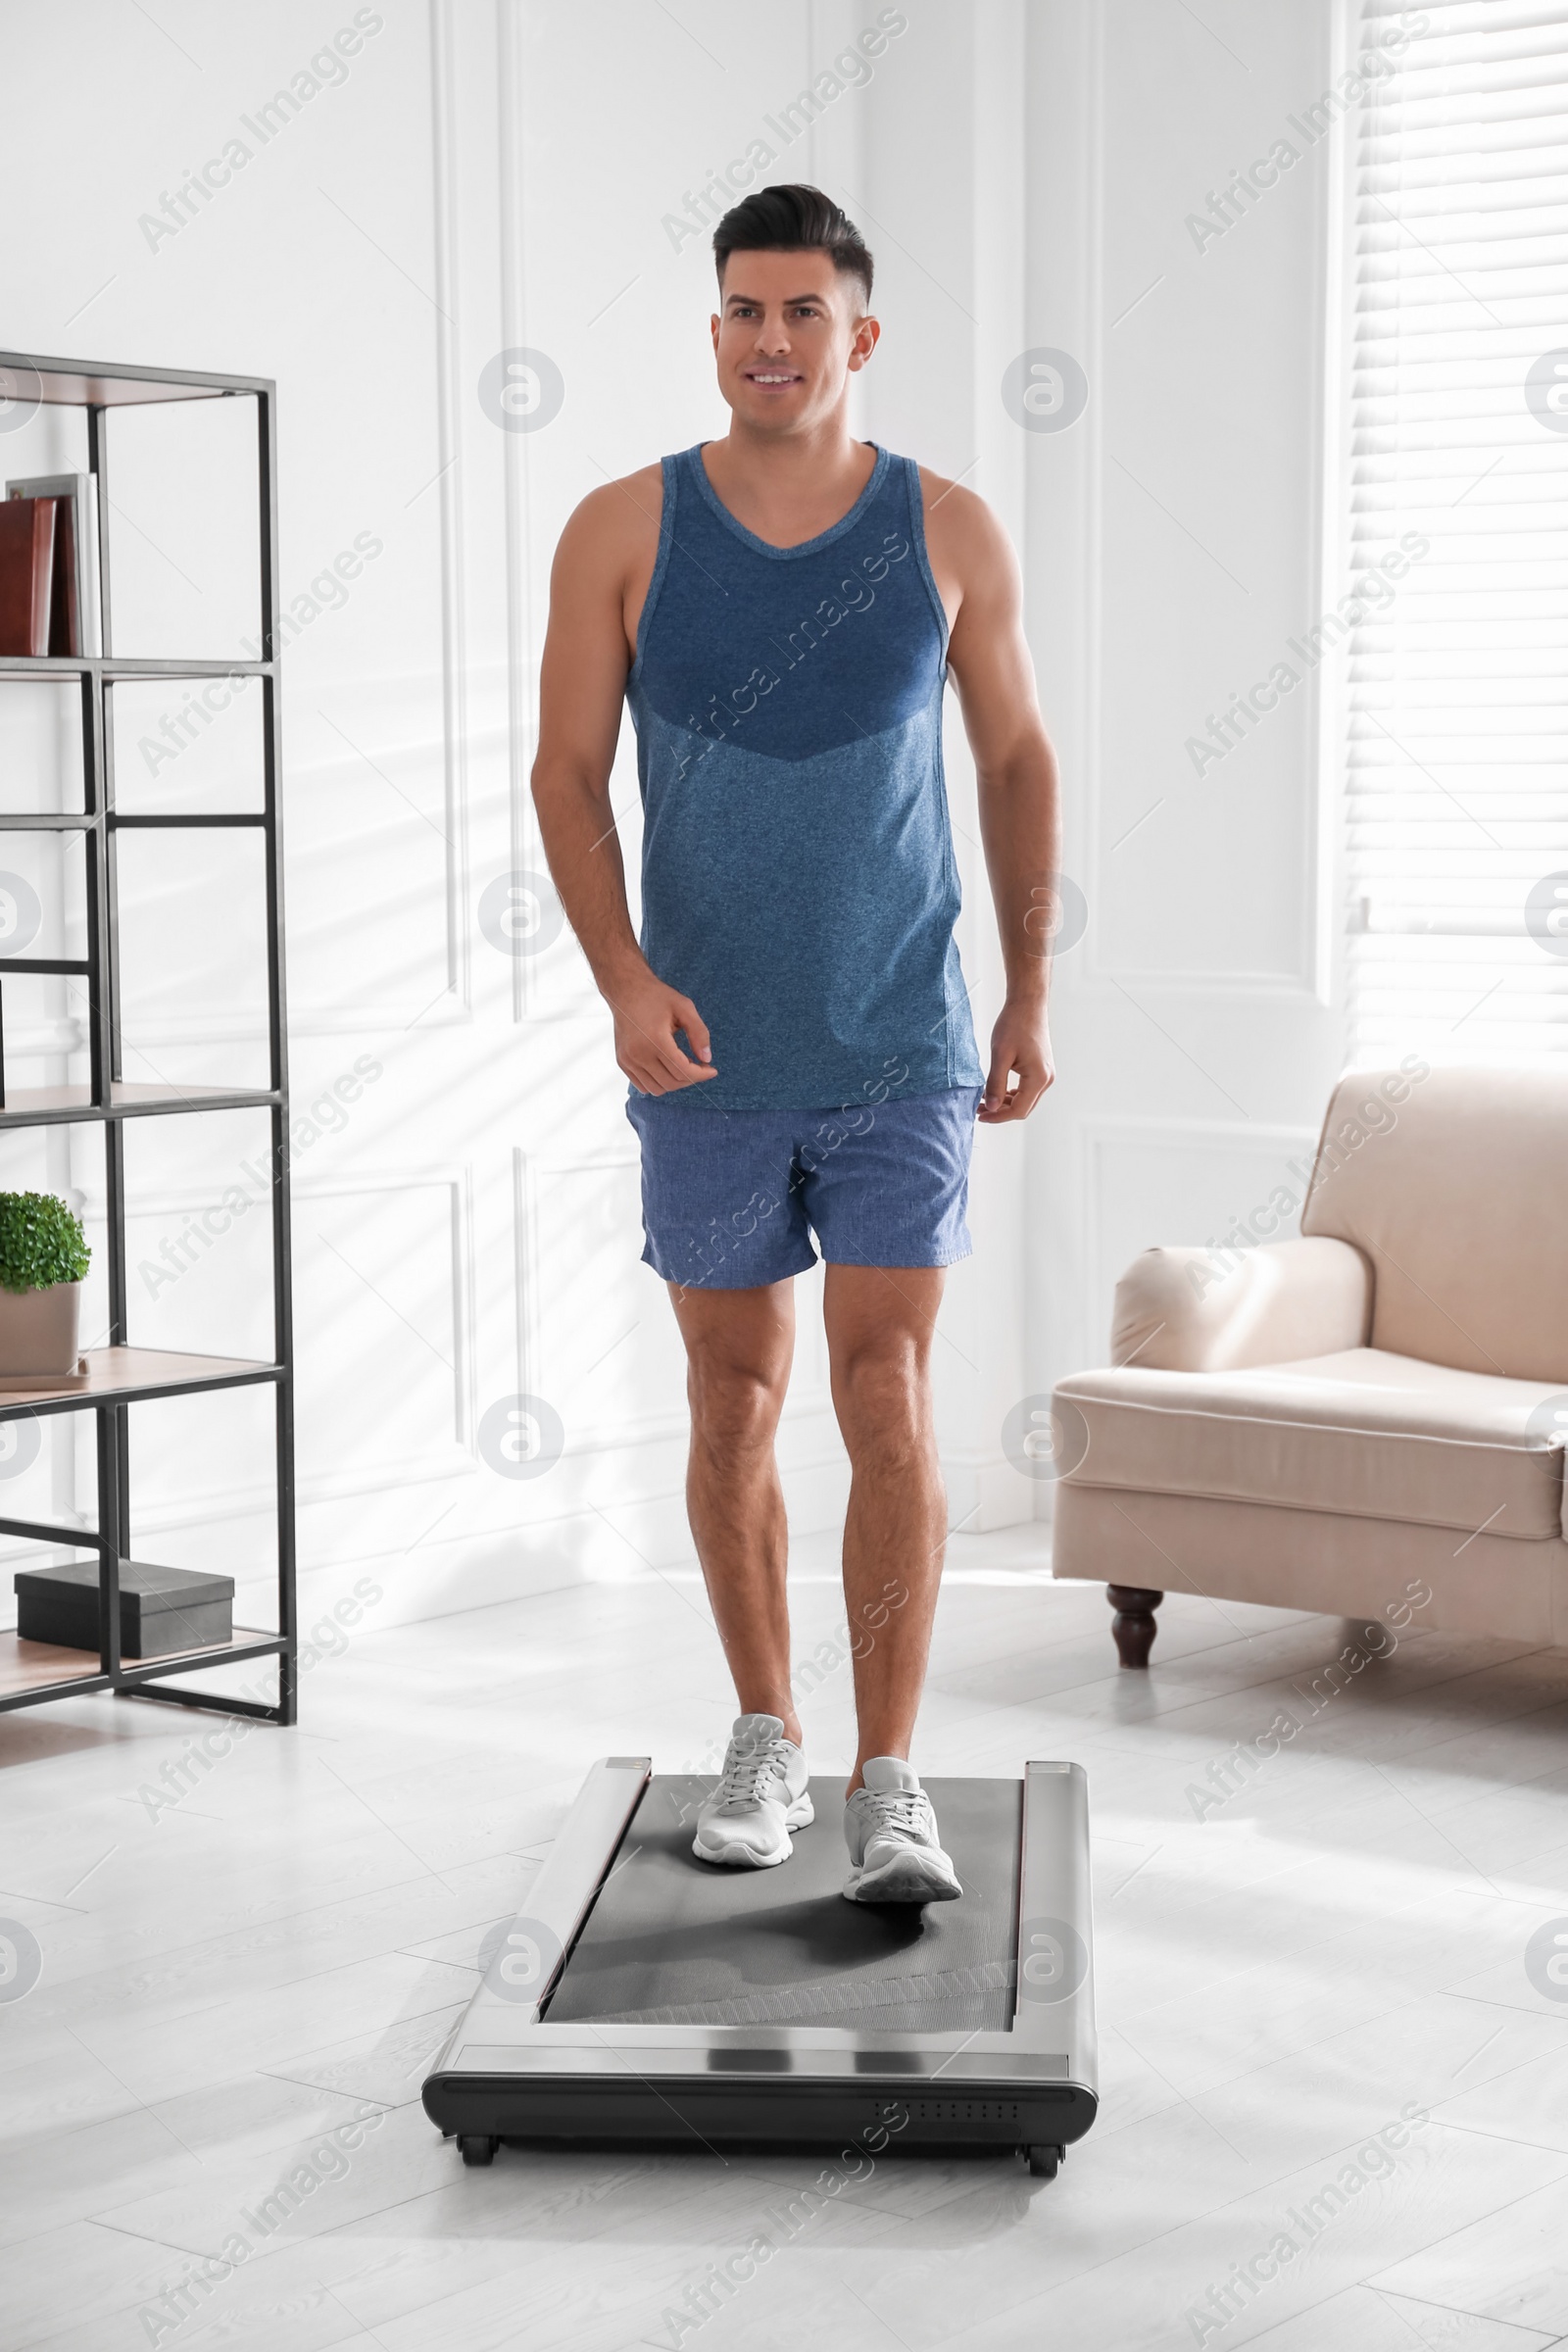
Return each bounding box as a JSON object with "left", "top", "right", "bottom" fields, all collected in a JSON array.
[{"left": 0, "top": 1191, "right": 91, "bottom": 1385}]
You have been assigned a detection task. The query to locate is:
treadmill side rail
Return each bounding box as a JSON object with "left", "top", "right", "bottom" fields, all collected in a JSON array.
[
  {"left": 1013, "top": 1759, "right": 1098, "bottom": 2078},
  {"left": 454, "top": 1755, "right": 651, "bottom": 2046}
]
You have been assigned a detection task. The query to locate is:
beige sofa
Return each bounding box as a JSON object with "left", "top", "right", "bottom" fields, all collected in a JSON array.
[{"left": 1050, "top": 1064, "right": 1568, "bottom": 1665}]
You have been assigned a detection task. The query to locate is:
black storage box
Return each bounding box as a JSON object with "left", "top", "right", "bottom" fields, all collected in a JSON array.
[{"left": 13, "top": 1559, "right": 235, "bottom": 1658}]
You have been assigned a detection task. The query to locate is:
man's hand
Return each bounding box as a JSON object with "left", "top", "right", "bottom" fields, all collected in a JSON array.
[
  {"left": 609, "top": 964, "right": 718, "bottom": 1096},
  {"left": 979, "top": 999, "right": 1054, "bottom": 1123}
]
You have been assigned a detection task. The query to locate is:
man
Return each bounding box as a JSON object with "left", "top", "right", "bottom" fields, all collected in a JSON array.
[{"left": 532, "top": 183, "right": 1059, "bottom": 1905}]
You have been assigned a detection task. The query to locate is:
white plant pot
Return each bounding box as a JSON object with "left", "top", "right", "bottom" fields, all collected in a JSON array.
[{"left": 0, "top": 1279, "right": 82, "bottom": 1378}]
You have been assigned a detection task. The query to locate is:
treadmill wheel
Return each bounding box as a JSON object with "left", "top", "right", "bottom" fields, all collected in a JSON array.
[
  {"left": 1026, "top": 2144, "right": 1062, "bottom": 2179},
  {"left": 459, "top": 2134, "right": 499, "bottom": 2167}
]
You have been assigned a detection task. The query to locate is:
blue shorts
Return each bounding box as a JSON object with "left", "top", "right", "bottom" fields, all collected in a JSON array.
[{"left": 625, "top": 1087, "right": 982, "bottom": 1291}]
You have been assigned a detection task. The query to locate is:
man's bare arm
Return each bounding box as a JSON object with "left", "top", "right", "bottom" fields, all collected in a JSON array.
[
  {"left": 930, "top": 482, "right": 1061, "bottom": 1124},
  {"left": 529, "top": 475, "right": 718, "bottom": 1096}
]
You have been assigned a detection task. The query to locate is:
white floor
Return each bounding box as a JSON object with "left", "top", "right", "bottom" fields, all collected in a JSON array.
[{"left": 3, "top": 1524, "right": 1568, "bottom": 2352}]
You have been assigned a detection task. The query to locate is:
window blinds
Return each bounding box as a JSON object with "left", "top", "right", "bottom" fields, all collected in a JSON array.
[{"left": 1346, "top": 0, "right": 1568, "bottom": 1063}]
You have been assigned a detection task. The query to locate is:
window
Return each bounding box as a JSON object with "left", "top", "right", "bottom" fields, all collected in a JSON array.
[{"left": 1345, "top": 0, "right": 1568, "bottom": 1063}]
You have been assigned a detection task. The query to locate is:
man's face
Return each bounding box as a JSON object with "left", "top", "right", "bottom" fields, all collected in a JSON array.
[{"left": 710, "top": 248, "right": 877, "bottom": 432}]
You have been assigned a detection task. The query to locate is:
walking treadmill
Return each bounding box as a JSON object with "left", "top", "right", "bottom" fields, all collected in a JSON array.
[{"left": 422, "top": 1756, "right": 1098, "bottom": 2178}]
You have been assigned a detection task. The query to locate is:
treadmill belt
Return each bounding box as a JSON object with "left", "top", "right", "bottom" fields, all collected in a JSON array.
[{"left": 544, "top": 1775, "right": 1022, "bottom": 2034}]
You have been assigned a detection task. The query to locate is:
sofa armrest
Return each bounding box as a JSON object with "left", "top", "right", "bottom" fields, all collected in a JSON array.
[{"left": 1109, "top": 1236, "right": 1372, "bottom": 1374}]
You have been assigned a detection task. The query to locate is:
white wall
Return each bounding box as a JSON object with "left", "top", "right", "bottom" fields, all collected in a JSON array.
[{"left": 0, "top": 0, "right": 1345, "bottom": 1643}]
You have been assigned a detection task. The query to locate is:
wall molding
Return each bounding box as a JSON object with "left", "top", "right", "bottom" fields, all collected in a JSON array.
[
  {"left": 497, "top": 0, "right": 541, "bottom": 1029},
  {"left": 294, "top": 1158, "right": 478, "bottom": 1449},
  {"left": 429, "top": 0, "right": 474, "bottom": 1016},
  {"left": 1075, "top": 1, "right": 1325, "bottom": 1006}
]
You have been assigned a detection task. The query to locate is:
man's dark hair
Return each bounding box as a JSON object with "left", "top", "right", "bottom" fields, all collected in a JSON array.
[{"left": 712, "top": 183, "right": 874, "bottom": 308}]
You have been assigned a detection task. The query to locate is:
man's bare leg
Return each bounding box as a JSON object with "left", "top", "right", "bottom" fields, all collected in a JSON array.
[
  {"left": 823, "top": 1263, "right": 949, "bottom": 1794},
  {"left": 668, "top": 1277, "right": 802, "bottom": 1744}
]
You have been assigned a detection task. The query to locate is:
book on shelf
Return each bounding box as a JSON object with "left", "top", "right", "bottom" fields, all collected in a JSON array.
[
  {"left": 0, "top": 496, "right": 58, "bottom": 658},
  {"left": 3, "top": 473, "right": 101, "bottom": 657}
]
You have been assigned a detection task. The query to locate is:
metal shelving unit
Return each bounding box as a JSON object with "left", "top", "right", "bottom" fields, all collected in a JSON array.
[{"left": 0, "top": 352, "right": 295, "bottom": 1724}]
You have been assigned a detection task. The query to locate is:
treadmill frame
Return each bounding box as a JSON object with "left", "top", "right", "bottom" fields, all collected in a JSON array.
[{"left": 422, "top": 1756, "right": 1099, "bottom": 2166}]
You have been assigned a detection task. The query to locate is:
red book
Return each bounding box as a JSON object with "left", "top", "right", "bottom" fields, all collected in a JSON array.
[
  {"left": 0, "top": 496, "right": 58, "bottom": 657},
  {"left": 6, "top": 475, "right": 97, "bottom": 655}
]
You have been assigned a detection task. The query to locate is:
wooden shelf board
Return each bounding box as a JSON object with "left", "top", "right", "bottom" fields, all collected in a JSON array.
[
  {"left": 0, "top": 352, "right": 270, "bottom": 407},
  {"left": 0, "top": 1347, "right": 276, "bottom": 1414},
  {"left": 0, "top": 1081, "right": 272, "bottom": 1121},
  {"left": 0, "top": 1625, "right": 277, "bottom": 1696}
]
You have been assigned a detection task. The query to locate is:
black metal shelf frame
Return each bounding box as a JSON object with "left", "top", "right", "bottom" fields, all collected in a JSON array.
[{"left": 0, "top": 350, "right": 296, "bottom": 1724}]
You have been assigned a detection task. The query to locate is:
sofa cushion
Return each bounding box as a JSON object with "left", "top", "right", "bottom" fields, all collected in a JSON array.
[
  {"left": 1054, "top": 1348, "right": 1568, "bottom": 1543},
  {"left": 1300, "top": 1063, "right": 1568, "bottom": 1383}
]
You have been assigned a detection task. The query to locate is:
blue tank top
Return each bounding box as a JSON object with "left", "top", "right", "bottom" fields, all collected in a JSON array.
[{"left": 624, "top": 441, "right": 983, "bottom": 1111}]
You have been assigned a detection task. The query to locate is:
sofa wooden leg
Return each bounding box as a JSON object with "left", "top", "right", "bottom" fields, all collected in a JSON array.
[{"left": 1107, "top": 1585, "right": 1163, "bottom": 1668}]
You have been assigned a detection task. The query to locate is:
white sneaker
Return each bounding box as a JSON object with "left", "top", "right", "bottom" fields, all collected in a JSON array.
[
  {"left": 843, "top": 1756, "right": 962, "bottom": 1904},
  {"left": 692, "top": 1714, "right": 812, "bottom": 1868}
]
